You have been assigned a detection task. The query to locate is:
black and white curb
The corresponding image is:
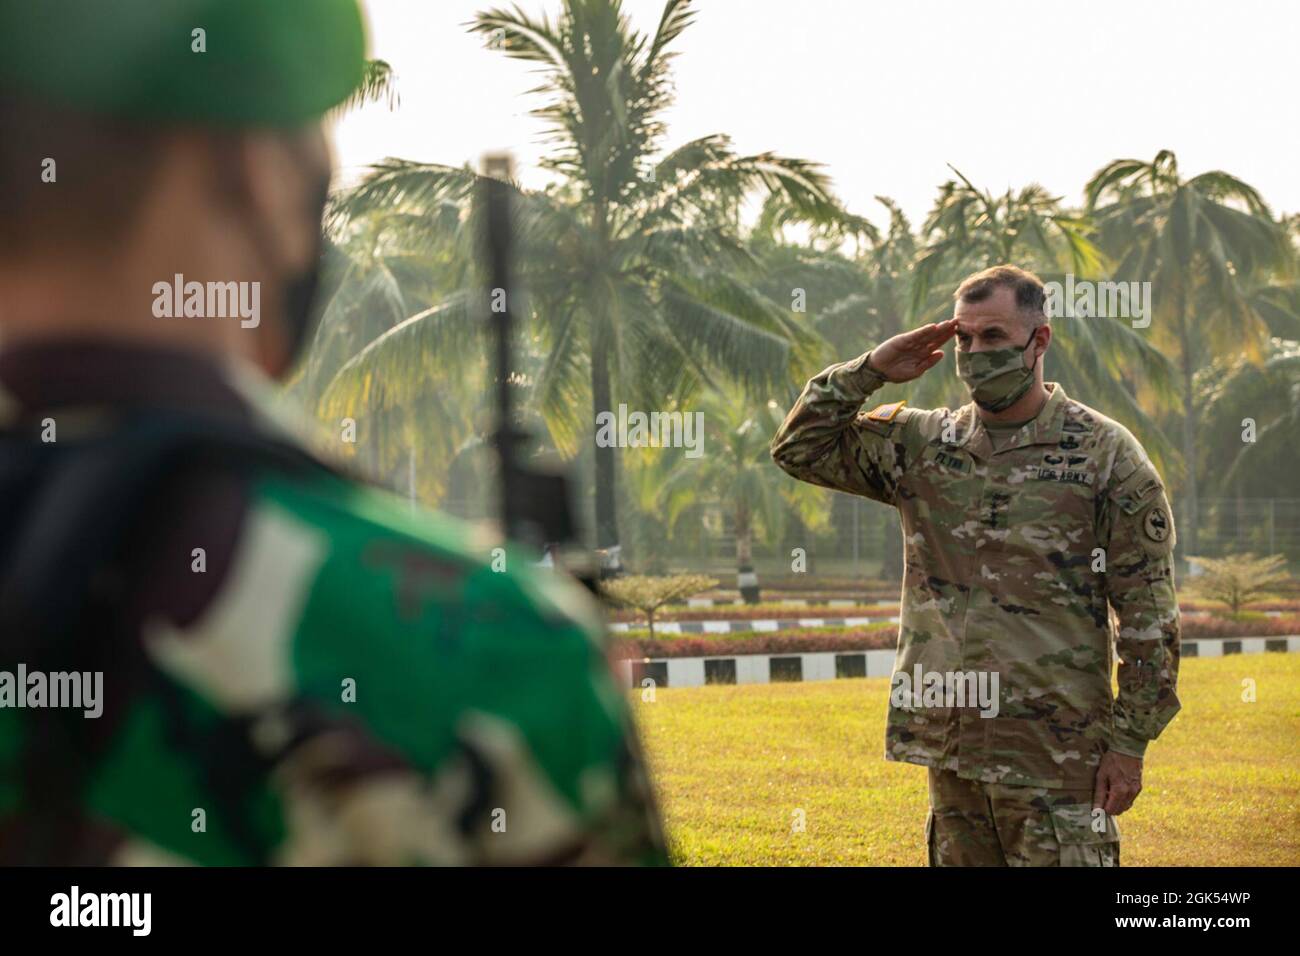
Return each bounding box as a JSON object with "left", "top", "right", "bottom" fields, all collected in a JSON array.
[
  {"left": 609, "top": 615, "right": 898, "bottom": 634},
  {"left": 615, "top": 635, "right": 1300, "bottom": 689},
  {"left": 617, "top": 648, "right": 895, "bottom": 689}
]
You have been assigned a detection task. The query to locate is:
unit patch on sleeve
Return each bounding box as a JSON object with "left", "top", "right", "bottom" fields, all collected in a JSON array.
[{"left": 1143, "top": 505, "right": 1171, "bottom": 543}]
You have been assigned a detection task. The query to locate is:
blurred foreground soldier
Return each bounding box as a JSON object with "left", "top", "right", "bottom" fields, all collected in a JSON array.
[
  {"left": 772, "top": 266, "right": 1180, "bottom": 866},
  {"left": 0, "top": 0, "right": 665, "bottom": 865}
]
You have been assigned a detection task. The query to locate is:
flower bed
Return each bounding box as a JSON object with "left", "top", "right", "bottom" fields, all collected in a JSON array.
[
  {"left": 1180, "top": 614, "right": 1300, "bottom": 639},
  {"left": 733, "top": 576, "right": 897, "bottom": 593},
  {"left": 694, "top": 588, "right": 901, "bottom": 603},
  {"left": 612, "top": 624, "right": 897, "bottom": 660},
  {"left": 607, "top": 601, "right": 898, "bottom": 623},
  {"left": 1180, "top": 600, "right": 1300, "bottom": 614},
  {"left": 609, "top": 615, "right": 1300, "bottom": 659}
]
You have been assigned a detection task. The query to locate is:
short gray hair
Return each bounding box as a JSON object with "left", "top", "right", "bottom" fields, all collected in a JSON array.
[{"left": 954, "top": 265, "right": 1048, "bottom": 323}]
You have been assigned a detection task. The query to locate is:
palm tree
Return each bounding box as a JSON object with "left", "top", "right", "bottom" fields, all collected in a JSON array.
[
  {"left": 911, "top": 167, "right": 1103, "bottom": 311},
  {"left": 1196, "top": 337, "right": 1300, "bottom": 558},
  {"left": 333, "top": 59, "right": 400, "bottom": 116},
  {"left": 293, "top": 61, "right": 489, "bottom": 503},
  {"left": 749, "top": 197, "right": 916, "bottom": 580},
  {"left": 1086, "top": 150, "right": 1296, "bottom": 553},
  {"left": 328, "top": 0, "right": 848, "bottom": 564},
  {"left": 747, "top": 211, "right": 879, "bottom": 359},
  {"left": 298, "top": 56, "right": 408, "bottom": 408},
  {"left": 628, "top": 385, "right": 828, "bottom": 602},
  {"left": 851, "top": 198, "right": 921, "bottom": 580}
]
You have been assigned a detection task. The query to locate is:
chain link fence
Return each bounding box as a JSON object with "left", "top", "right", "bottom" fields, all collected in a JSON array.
[
  {"left": 438, "top": 492, "right": 1300, "bottom": 576},
  {"left": 664, "top": 497, "right": 1300, "bottom": 577},
  {"left": 1187, "top": 498, "right": 1300, "bottom": 561}
]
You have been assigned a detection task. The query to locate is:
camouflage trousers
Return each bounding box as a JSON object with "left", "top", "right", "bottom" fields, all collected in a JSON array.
[{"left": 926, "top": 767, "right": 1120, "bottom": 867}]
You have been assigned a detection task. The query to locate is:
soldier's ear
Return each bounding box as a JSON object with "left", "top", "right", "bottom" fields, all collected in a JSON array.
[{"left": 1036, "top": 321, "right": 1052, "bottom": 354}]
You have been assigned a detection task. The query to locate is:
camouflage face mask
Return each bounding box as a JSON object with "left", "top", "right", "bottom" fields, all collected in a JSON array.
[{"left": 955, "top": 329, "right": 1039, "bottom": 412}]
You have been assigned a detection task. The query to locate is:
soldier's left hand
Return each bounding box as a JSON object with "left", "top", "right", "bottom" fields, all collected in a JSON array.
[{"left": 1093, "top": 751, "right": 1143, "bottom": 816}]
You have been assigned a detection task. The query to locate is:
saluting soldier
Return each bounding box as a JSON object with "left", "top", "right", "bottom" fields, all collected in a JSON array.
[
  {"left": 0, "top": 0, "right": 665, "bottom": 865},
  {"left": 772, "top": 265, "right": 1180, "bottom": 866}
]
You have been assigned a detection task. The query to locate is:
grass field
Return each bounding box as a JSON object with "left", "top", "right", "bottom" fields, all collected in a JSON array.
[{"left": 633, "top": 653, "right": 1300, "bottom": 866}]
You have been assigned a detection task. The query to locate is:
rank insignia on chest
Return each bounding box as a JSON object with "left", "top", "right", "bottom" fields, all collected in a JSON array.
[{"left": 866, "top": 401, "right": 906, "bottom": 423}]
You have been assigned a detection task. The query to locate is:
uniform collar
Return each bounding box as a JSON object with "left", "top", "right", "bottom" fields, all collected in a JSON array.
[
  {"left": 953, "top": 383, "right": 1068, "bottom": 460},
  {"left": 0, "top": 339, "right": 306, "bottom": 448},
  {"left": 0, "top": 340, "right": 247, "bottom": 416}
]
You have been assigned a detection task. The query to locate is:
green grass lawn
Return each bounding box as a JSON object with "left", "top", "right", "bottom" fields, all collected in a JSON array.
[{"left": 633, "top": 653, "right": 1300, "bottom": 866}]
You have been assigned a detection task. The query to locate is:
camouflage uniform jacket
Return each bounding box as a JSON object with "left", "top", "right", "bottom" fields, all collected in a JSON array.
[
  {"left": 771, "top": 351, "right": 1181, "bottom": 789},
  {"left": 0, "top": 343, "right": 666, "bottom": 865}
]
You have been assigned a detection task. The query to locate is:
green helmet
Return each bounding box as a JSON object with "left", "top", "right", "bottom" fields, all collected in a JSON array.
[{"left": 0, "top": 0, "right": 366, "bottom": 126}]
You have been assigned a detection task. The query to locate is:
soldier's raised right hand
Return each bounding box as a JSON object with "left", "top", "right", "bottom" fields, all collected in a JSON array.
[{"left": 866, "top": 319, "right": 959, "bottom": 383}]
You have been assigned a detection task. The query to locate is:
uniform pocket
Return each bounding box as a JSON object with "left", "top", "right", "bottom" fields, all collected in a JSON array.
[{"left": 1048, "top": 801, "right": 1120, "bottom": 867}]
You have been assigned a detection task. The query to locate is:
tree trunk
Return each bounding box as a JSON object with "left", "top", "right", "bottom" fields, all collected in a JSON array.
[
  {"left": 590, "top": 334, "right": 621, "bottom": 572},
  {"left": 589, "top": 192, "right": 622, "bottom": 577},
  {"left": 1178, "top": 328, "right": 1199, "bottom": 558},
  {"left": 735, "top": 501, "right": 759, "bottom": 604},
  {"left": 1234, "top": 476, "right": 1244, "bottom": 553}
]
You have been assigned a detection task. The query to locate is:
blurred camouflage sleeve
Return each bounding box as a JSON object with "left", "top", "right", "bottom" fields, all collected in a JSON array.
[
  {"left": 123, "top": 483, "right": 670, "bottom": 867},
  {"left": 770, "top": 351, "right": 908, "bottom": 505},
  {"left": 1099, "top": 451, "right": 1182, "bottom": 758}
]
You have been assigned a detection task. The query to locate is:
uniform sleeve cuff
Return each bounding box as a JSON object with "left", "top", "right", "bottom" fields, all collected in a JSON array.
[
  {"left": 1109, "top": 737, "right": 1148, "bottom": 759},
  {"left": 833, "top": 350, "right": 887, "bottom": 399}
]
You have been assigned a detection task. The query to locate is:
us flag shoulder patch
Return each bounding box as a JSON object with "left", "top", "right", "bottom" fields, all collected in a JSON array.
[{"left": 866, "top": 401, "right": 906, "bottom": 423}]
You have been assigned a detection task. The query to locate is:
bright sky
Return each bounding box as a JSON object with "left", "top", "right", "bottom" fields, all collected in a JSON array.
[{"left": 334, "top": 0, "right": 1300, "bottom": 228}]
